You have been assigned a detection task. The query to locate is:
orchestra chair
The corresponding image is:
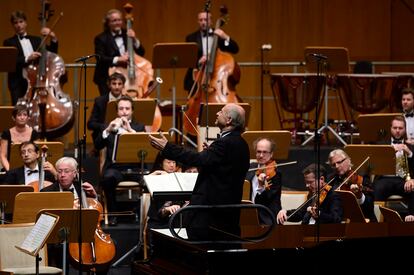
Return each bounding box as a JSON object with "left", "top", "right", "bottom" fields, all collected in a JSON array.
[
  {"left": 374, "top": 201, "right": 385, "bottom": 222},
  {"left": 281, "top": 190, "right": 308, "bottom": 225},
  {"left": 242, "top": 180, "right": 251, "bottom": 201},
  {"left": 0, "top": 223, "right": 62, "bottom": 274},
  {"left": 239, "top": 200, "right": 260, "bottom": 226},
  {"left": 379, "top": 205, "right": 404, "bottom": 223}
]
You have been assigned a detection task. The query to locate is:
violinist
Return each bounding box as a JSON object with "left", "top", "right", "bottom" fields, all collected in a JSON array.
[
  {"left": 183, "top": 10, "right": 239, "bottom": 93},
  {"left": 94, "top": 8, "right": 145, "bottom": 95},
  {"left": 328, "top": 149, "right": 377, "bottom": 222},
  {"left": 245, "top": 137, "right": 282, "bottom": 225},
  {"left": 3, "top": 10, "right": 58, "bottom": 105},
  {"left": 277, "top": 164, "right": 342, "bottom": 225},
  {"left": 373, "top": 115, "right": 414, "bottom": 221},
  {"left": 3, "top": 141, "right": 56, "bottom": 186}
]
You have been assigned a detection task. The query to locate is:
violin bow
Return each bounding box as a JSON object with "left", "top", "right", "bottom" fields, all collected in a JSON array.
[
  {"left": 36, "top": 12, "right": 63, "bottom": 52},
  {"left": 248, "top": 160, "right": 297, "bottom": 172},
  {"left": 336, "top": 156, "right": 370, "bottom": 190}
]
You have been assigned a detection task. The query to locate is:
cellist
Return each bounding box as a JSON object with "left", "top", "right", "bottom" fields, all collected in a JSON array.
[
  {"left": 94, "top": 8, "right": 145, "bottom": 96},
  {"left": 245, "top": 137, "right": 282, "bottom": 225},
  {"left": 3, "top": 10, "right": 58, "bottom": 105},
  {"left": 327, "top": 149, "right": 377, "bottom": 222},
  {"left": 183, "top": 9, "right": 239, "bottom": 93}
]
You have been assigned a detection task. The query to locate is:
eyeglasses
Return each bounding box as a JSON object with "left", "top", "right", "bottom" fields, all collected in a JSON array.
[
  {"left": 57, "top": 169, "right": 75, "bottom": 175},
  {"left": 331, "top": 158, "right": 347, "bottom": 167},
  {"left": 256, "top": 150, "right": 271, "bottom": 155}
]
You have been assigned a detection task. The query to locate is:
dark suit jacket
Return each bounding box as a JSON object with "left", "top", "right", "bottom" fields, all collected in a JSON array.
[
  {"left": 94, "top": 122, "right": 146, "bottom": 171},
  {"left": 3, "top": 34, "right": 58, "bottom": 104},
  {"left": 87, "top": 94, "right": 110, "bottom": 145},
  {"left": 287, "top": 187, "right": 343, "bottom": 224},
  {"left": 3, "top": 166, "right": 55, "bottom": 185},
  {"left": 245, "top": 164, "right": 282, "bottom": 225},
  {"left": 161, "top": 130, "right": 250, "bottom": 230},
  {"left": 93, "top": 29, "right": 145, "bottom": 93},
  {"left": 40, "top": 181, "right": 82, "bottom": 194},
  {"left": 183, "top": 30, "right": 239, "bottom": 92}
]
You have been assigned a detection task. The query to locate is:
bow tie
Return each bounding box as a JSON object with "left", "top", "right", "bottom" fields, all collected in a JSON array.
[
  {"left": 113, "top": 32, "right": 122, "bottom": 38},
  {"left": 202, "top": 30, "right": 213, "bottom": 37},
  {"left": 18, "top": 34, "right": 28, "bottom": 40},
  {"left": 405, "top": 113, "right": 414, "bottom": 118},
  {"left": 392, "top": 139, "right": 403, "bottom": 144},
  {"left": 63, "top": 187, "right": 74, "bottom": 193},
  {"left": 27, "top": 169, "right": 38, "bottom": 175}
]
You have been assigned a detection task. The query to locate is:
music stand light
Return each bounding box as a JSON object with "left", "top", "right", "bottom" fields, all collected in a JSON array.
[{"left": 302, "top": 46, "right": 350, "bottom": 146}]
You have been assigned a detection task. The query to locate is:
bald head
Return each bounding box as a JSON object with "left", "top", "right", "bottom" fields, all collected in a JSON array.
[{"left": 225, "top": 103, "right": 245, "bottom": 132}]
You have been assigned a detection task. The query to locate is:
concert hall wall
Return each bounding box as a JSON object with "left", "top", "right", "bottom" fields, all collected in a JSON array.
[{"left": 0, "top": 0, "right": 412, "bottom": 146}]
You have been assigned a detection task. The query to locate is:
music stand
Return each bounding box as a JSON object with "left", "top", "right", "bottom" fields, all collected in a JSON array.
[
  {"left": 241, "top": 130, "right": 291, "bottom": 160},
  {"left": 344, "top": 145, "right": 396, "bottom": 175},
  {"left": 105, "top": 98, "right": 156, "bottom": 126},
  {"left": 9, "top": 141, "right": 64, "bottom": 170},
  {"left": 335, "top": 190, "right": 367, "bottom": 223},
  {"left": 0, "top": 106, "right": 14, "bottom": 130},
  {"left": 357, "top": 113, "right": 402, "bottom": 143},
  {"left": 0, "top": 185, "right": 34, "bottom": 223},
  {"left": 36, "top": 209, "right": 99, "bottom": 274},
  {"left": 302, "top": 46, "right": 350, "bottom": 146},
  {"left": 12, "top": 192, "right": 74, "bottom": 224},
  {"left": 152, "top": 43, "right": 198, "bottom": 134},
  {"left": 379, "top": 205, "right": 404, "bottom": 223},
  {"left": 0, "top": 47, "right": 17, "bottom": 73}
]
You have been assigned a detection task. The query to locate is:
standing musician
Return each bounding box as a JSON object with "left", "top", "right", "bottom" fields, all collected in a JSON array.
[
  {"left": 149, "top": 103, "right": 250, "bottom": 239},
  {"left": 95, "top": 95, "right": 145, "bottom": 226},
  {"left": 277, "top": 164, "right": 343, "bottom": 225},
  {"left": 3, "top": 10, "right": 58, "bottom": 105},
  {"left": 87, "top": 72, "right": 126, "bottom": 152},
  {"left": 94, "top": 8, "right": 145, "bottom": 95},
  {"left": 3, "top": 141, "right": 56, "bottom": 186},
  {"left": 327, "top": 149, "right": 377, "bottom": 222},
  {"left": 373, "top": 115, "right": 414, "bottom": 221},
  {"left": 183, "top": 10, "right": 239, "bottom": 93},
  {"left": 245, "top": 137, "right": 282, "bottom": 225}
]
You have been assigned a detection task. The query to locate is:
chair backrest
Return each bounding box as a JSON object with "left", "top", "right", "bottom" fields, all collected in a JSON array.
[
  {"left": 379, "top": 205, "right": 404, "bottom": 223},
  {"left": 281, "top": 190, "right": 308, "bottom": 210},
  {"left": 374, "top": 201, "right": 385, "bottom": 222},
  {"left": 242, "top": 180, "right": 251, "bottom": 201},
  {"left": 239, "top": 200, "right": 260, "bottom": 226}
]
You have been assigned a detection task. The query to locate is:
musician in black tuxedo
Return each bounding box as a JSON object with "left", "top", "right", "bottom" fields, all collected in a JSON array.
[
  {"left": 3, "top": 141, "right": 56, "bottom": 186},
  {"left": 149, "top": 103, "right": 250, "bottom": 241},
  {"left": 183, "top": 10, "right": 239, "bottom": 93},
  {"left": 94, "top": 96, "right": 145, "bottom": 225},
  {"left": 87, "top": 72, "right": 126, "bottom": 150},
  {"left": 3, "top": 10, "right": 58, "bottom": 105},
  {"left": 94, "top": 9, "right": 145, "bottom": 95}
]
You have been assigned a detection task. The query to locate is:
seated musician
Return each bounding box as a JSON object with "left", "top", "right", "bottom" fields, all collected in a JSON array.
[
  {"left": 401, "top": 88, "right": 414, "bottom": 144},
  {"left": 245, "top": 137, "right": 281, "bottom": 225},
  {"left": 3, "top": 141, "right": 56, "bottom": 186},
  {"left": 95, "top": 95, "right": 145, "bottom": 226},
  {"left": 277, "top": 164, "right": 342, "bottom": 225},
  {"left": 327, "top": 149, "right": 377, "bottom": 222},
  {"left": 87, "top": 72, "right": 126, "bottom": 152},
  {"left": 373, "top": 115, "right": 414, "bottom": 221}
]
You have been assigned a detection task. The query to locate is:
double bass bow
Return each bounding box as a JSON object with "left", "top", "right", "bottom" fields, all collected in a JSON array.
[{"left": 20, "top": 0, "right": 74, "bottom": 139}]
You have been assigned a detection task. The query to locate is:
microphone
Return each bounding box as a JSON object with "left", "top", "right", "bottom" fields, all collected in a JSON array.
[
  {"left": 74, "top": 54, "right": 99, "bottom": 63},
  {"left": 261, "top": 44, "right": 272, "bottom": 51},
  {"left": 307, "top": 53, "right": 328, "bottom": 60}
]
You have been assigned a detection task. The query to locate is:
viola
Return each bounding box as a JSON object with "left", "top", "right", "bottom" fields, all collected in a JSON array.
[
  {"left": 108, "top": 3, "right": 162, "bottom": 132},
  {"left": 183, "top": 5, "right": 241, "bottom": 137},
  {"left": 69, "top": 183, "right": 116, "bottom": 272},
  {"left": 21, "top": 0, "right": 74, "bottom": 139}
]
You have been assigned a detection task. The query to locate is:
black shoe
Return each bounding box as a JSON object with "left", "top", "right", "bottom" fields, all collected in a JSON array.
[{"left": 109, "top": 217, "right": 118, "bottom": 226}]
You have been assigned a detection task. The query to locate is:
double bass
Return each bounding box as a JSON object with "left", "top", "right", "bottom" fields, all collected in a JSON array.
[
  {"left": 183, "top": 5, "right": 241, "bottom": 137},
  {"left": 109, "top": 3, "right": 162, "bottom": 132},
  {"left": 20, "top": 0, "right": 74, "bottom": 139}
]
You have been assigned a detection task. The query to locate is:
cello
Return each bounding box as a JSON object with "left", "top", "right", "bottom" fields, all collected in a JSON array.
[
  {"left": 20, "top": 0, "right": 74, "bottom": 139},
  {"left": 69, "top": 181, "right": 116, "bottom": 272},
  {"left": 183, "top": 5, "right": 242, "bottom": 137},
  {"left": 109, "top": 3, "right": 162, "bottom": 132}
]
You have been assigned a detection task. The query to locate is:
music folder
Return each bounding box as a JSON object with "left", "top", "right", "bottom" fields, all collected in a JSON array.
[{"left": 144, "top": 172, "right": 198, "bottom": 201}]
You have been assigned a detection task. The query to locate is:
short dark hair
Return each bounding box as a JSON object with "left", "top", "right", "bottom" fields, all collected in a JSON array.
[
  {"left": 10, "top": 10, "right": 26, "bottom": 24},
  {"left": 19, "top": 141, "right": 39, "bottom": 153},
  {"left": 12, "top": 105, "right": 28, "bottom": 118},
  {"left": 402, "top": 88, "right": 414, "bottom": 98},
  {"left": 116, "top": 95, "right": 134, "bottom": 111},
  {"left": 108, "top": 72, "right": 126, "bottom": 85},
  {"left": 302, "top": 163, "right": 327, "bottom": 179}
]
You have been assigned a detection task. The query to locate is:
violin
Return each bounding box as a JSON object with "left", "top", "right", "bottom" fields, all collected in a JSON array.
[
  {"left": 256, "top": 160, "right": 276, "bottom": 190},
  {"left": 69, "top": 181, "right": 116, "bottom": 272},
  {"left": 339, "top": 170, "right": 363, "bottom": 191}
]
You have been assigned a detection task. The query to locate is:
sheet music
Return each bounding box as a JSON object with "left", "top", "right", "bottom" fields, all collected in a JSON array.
[
  {"left": 17, "top": 213, "right": 57, "bottom": 255},
  {"left": 144, "top": 172, "right": 198, "bottom": 196}
]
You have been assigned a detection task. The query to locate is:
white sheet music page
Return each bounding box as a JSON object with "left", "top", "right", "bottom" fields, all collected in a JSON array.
[
  {"left": 144, "top": 173, "right": 182, "bottom": 196},
  {"left": 18, "top": 213, "right": 57, "bottom": 255},
  {"left": 174, "top": 172, "right": 198, "bottom": 191}
]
